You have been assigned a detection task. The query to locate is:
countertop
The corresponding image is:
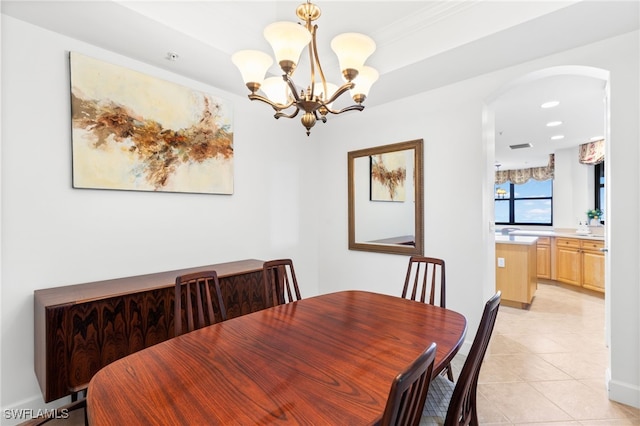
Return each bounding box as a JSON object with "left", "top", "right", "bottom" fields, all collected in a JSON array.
[
  {"left": 506, "top": 229, "right": 605, "bottom": 241},
  {"left": 495, "top": 235, "right": 539, "bottom": 245}
]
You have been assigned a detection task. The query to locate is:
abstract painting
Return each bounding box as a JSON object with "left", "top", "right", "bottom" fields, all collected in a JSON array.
[
  {"left": 370, "top": 151, "right": 407, "bottom": 201},
  {"left": 70, "top": 52, "right": 233, "bottom": 194}
]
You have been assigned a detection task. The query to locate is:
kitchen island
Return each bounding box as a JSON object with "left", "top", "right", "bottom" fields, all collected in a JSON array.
[
  {"left": 500, "top": 229, "right": 605, "bottom": 294},
  {"left": 496, "top": 235, "right": 538, "bottom": 308}
]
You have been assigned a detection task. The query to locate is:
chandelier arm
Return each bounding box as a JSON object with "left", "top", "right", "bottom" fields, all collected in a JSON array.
[
  {"left": 282, "top": 75, "right": 303, "bottom": 103},
  {"left": 324, "top": 81, "right": 355, "bottom": 105},
  {"left": 248, "top": 93, "right": 295, "bottom": 112},
  {"left": 314, "top": 109, "right": 327, "bottom": 123},
  {"left": 274, "top": 107, "right": 301, "bottom": 120},
  {"left": 322, "top": 104, "right": 365, "bottom": 115}
]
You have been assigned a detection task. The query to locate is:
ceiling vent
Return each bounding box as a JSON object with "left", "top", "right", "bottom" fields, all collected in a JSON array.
[{"left": 509, "top": 143, "right": 533, "bottom": 150}]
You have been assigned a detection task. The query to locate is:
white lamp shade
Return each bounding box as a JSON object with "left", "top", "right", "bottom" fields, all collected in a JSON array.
[
  {"left": 350, "top": 66, "right": 379, "bottom": 98},
  {"left": 261, "top": 76, "right": 291, "bottom": 105},
  {"left": 231, "top": 50, "right": 273, "bottom": 86},
  {"left": 331, "top": 33, "right": 376, "bottom": 74},
  {"left": 264, "top": 21, "right": 311, "bottom": 67}
]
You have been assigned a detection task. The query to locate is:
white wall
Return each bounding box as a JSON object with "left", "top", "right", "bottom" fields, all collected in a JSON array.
[
  {"left": 318, "top": 92, "right": 489, "bottom": 346},
  {"left": 553, "top": 145, "right": 596, "bottom": 228},
  {"left": 2, "top": 14, "right": 639, "bottom": 421},
  {"left": 0, "top": 15, "right": 322, "bottom": 418},
  {"left": 317, "top": 30, "right": 640, "bottom": 408}
]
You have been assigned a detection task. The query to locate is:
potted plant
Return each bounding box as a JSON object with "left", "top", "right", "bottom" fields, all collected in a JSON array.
[{"left": 586, "top": 208, "right": 603, "bottom": 225}]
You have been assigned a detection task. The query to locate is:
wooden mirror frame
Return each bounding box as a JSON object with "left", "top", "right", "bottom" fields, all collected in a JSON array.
[{"left": 348, "top": 139, "right": 424, "bottom": 255}]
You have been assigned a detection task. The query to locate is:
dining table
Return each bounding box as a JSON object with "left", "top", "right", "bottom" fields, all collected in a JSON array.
[{"left": 87, "top": 290, "right": 467, "bottom": 425}]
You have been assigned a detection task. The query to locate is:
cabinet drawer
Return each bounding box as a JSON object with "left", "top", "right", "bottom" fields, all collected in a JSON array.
[
  {"left": 536, "top": 237, "right": 551, "bottom": 246},
  {"left": 556, "top": 237, "right": 580, "bottom": 248},
  {"left": 581, "top": 240, "right": 604, "bottom": 251}
]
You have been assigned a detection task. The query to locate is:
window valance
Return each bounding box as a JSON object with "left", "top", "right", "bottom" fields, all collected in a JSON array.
[
  {"left": 578, "top": 139, "right": 604, "bottom": 165},
  {"left": 495, "top": 154, "right": 555, "bottom": 185}
]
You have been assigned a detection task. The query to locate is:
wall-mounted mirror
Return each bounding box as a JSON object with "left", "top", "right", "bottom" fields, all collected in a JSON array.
[{"left": 348, "top": 139, "right": 424, "bottom": 255}]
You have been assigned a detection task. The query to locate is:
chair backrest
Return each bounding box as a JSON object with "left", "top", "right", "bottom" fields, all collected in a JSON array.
[
  {"left": 174, "top": 270, "right": 227, "bottom": 336},
  {"left": 445, "top": 291, "right": 501, "bottom": 426},
  {"left": 380, "top": 342, "right": 437, "bottom": 426},
  {"left": 402, "top": 256, "right": 446, "bottom": 308},
  {"left": 262, "top": 259, "right": 302, "bottom": 307}
]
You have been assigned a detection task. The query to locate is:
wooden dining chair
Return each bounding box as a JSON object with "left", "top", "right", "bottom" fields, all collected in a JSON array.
[
  {"left": 402, "top": 256, "right": 446, "bottom": 307},
  {"left": 402, "top": 256, "right": 454, "bottom": 381},
  {"left": 421, "top": 291, "right": 501, "bottom": 426},
  {"left": 262, "top": 259, "right": 302, "bottom": 307},
  {"left": 379, "top": 342, "right": 437, "bottom": 426},
  {"left": 174, "top": 270, "right": 227, "bottom": 336}
]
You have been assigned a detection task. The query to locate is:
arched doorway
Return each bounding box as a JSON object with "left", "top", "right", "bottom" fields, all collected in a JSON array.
[{"left": 484, "top": 64, "right": 611, "bottom": 371}]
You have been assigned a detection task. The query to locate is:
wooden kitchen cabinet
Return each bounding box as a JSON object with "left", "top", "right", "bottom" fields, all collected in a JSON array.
[
  {"left": 555, "top": 238, "right": 581, "bottom": 286},
  {"left": 582, "top": 240, "right": 605, "bottom": 292},
  {"left": 555, "top": 237, "right": 604, "bottom": 292},
  {"left": 536, "top": 236, "right": 551, "bottom": 279}
]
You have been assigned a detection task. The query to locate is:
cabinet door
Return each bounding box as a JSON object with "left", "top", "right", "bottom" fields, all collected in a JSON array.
[
  {"left": 537, "top": 244, "right": 551, "bottom": 279},
  {"left": 582, "top": 250, "right": 604, "bottom": 292},
  {"left": 556, "top": 245, "right": 581, "bottom": 286},
  {"left": 581, "top": 240, "right": 605, "bottom": 293}
]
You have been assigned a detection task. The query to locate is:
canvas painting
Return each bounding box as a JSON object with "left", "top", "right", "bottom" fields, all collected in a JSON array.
[
  {"left": 70, "top": 52, "right": 233, "bottom": 194},
  {"left": 370, "top": 151, "right": 407, "bottom": 201}
]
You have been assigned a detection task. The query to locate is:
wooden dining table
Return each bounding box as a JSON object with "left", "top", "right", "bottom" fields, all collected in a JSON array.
[{"left": 87, "top": 290, "right": 467, "bottom": 425}]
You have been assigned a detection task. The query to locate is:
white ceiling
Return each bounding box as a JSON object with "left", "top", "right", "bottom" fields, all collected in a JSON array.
[{"left": 3, "top": 1, "right": 638, "bottom": 169}]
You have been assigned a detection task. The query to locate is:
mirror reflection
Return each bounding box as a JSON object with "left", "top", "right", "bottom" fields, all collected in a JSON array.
[{"left": 348, "top": 139, "right": 424, "bottom": 255}]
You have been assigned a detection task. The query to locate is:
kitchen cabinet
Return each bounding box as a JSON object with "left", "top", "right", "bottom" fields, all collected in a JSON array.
[
  {"left": 582, "top": 240, "right": 605, "bottom": 292},
  {"left": 555, "top": 238, "right": 581, "bottom": 286},
  {"left": 555, "top": 237, "right": 604, "bottom": 292},
  {"left": 536, "top": 236, "right": 552, "bottom": 279}
]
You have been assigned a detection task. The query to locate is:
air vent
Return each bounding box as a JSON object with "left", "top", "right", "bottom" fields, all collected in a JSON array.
[{"left": 509, "top": 143, "right": 533, "bottom": 150}]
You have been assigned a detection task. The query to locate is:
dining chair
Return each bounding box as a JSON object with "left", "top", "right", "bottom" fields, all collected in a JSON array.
[
  {"left": 420, "top": 291, "right": 502, "bottom": 426},
  {"left": 402, "top": 256, "right": 446, "bottom": 307},
  {"left": 379, "top": 342, "right": 437, "bottom": 426},
  {"left": 402, "top": 256, "right": 454, "bottom": 381},
  {"left": 262, "top": 259, "right": 302, "bottom": 307},
  {"left": 174, "top": 270, "right": 227, "bottom": 336},
  {"left": 20, "top": 398, "right": 87, "bottom": 425}
]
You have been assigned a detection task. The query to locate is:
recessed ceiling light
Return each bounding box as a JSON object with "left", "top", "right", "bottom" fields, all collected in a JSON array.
[
  {"left": 541, "top": 101, "right": 560, "bottom": 108},
  {"left": 551, "top": 135, "right": 564, "bottom": 140},
  {"left": 546, "top": 121, "right": 563, "bottom": 127}
]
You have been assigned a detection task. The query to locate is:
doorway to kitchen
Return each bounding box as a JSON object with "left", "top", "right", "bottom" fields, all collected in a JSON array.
[{"left": 484, "top": 64, "right": 610, "bottom": 377}]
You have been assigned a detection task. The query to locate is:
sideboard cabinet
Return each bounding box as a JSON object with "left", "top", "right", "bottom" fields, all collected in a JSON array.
[{"left": 34, "top": 259, "right": 267, "bottom": 402}]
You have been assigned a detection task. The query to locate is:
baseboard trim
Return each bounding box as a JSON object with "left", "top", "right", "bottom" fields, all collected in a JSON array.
[{"left": 609, "top": 377, "right": 640, "bottom": 409}]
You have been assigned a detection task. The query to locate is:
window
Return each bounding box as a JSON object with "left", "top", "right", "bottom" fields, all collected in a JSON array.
[
  {"left": 595, "top": 162, "right": 605, "bottom": 223},
  {"left": 495, "top": 179, "right": 553, "bottom": 225}
]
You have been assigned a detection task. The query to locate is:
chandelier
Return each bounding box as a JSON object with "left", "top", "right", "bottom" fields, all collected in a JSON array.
[{"left": 231, "top": 1, "right": 379, "bottom": 136}]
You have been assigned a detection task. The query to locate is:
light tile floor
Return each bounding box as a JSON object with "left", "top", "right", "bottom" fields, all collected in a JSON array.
[{"left": 457, "top": 282, "right": 640, "bottom": 425}]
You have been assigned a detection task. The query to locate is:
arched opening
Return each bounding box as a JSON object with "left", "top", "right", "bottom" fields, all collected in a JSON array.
[{"left": 484, "top": 64, "right": 611, "bottom": 378}]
